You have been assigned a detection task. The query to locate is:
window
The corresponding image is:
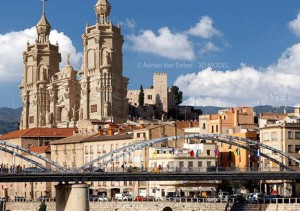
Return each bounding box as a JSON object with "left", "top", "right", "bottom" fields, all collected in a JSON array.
[
  {"left": 179, "top": 161, "right": 184, "bottom": 167},
  {"left": 147, "top": 95, "right": 152, "bottom": 100},
  {"left": 288, "top": 145, "right": 293, "bottom": 153},
  {"left": 202, "top": 123, "right": 206, "bottom": 129},
  {"left": 216, "top": 125, "right": 219, "bottom": 133},
  {"left": 211, "top": 126, "right": 214, "bottom": 133},
  {"left": 207, "top": 161, "right": 212, "bottom": 167},
  {"left": 207, "top": 150, "right": 211, "bottom": 156},
  {"left": 271, "top": 132, "right": 277, "bottom": 141},
  {"left": 97, "top": 145, "right": 101, "bottom": 153},
  {"left": 295, "top": 145, "right": 300, "bottom": 153},
  {"left": 90, "top": 104, "right": 97, "bottom": 113},
  {"left": 85, "top": 146, "right": 88, "bottom": 154},
  {"left": 288, "top": 131, "right": 293, "bottom": 139},
  {"left": 295, "top": 132, "right": 300, "bottom": 139},
  {"left": 29, "top": 116, "right": 34, "bottom": 124},
  {"left": 102, "top": 145, "right": 106, "bottom": 153},
  {"left": 188, "top": 161, "right": 193, "bottom": 167},
  {"left": 289, "top": 159, "right": 292, "bottom": 166},
  {"left": 263, "top": 132, "right": 270, "bottom": 141},
  {"left": 90, "top": 145, "right": 94, "bottom": 154},
  {"left": 198, "top": 161, "right": 202, "bottom": 167}
]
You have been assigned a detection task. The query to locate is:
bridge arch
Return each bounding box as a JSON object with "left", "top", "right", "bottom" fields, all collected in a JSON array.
[
  {"left": 80, "top": 134, "right": 299, "bottom": 171},
  {"left": 0, "top": 140, "right": 65, "bottom": 172},
  {"left": 162, "top": 207, "right": 173, "bottom": 211}
]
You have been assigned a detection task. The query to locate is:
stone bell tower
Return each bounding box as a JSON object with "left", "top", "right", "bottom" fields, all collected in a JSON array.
[
  {"left": 79, "top": 0, "right": 128, "bottom": 123},
  {"left": 19, "top": 0, "right": 61, "bottom": 129}
]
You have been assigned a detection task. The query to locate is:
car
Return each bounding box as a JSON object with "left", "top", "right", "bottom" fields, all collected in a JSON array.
[
  {"left": 23, "top": 167, "right": 45, "bottom": 173},
  {"left": 246, "top": 193, "right": 263, "bottom": 203},
  {"left": 115, "top": 193, "right": 133, "bottom": 201},
  {"left": 166, "top": 192, "right": 185, "bottom": 202},
  {"left": 98, "top": 195, "right": 109, "bottom": 201},
  {"left": 135, "top": 196, "right": 147, "bottom": 201},
  {"left": 146, "top": 196, "right": 156, "bottom": 201},
  {"left": 89, "top": 195, "right": 108, "bottom": 201}
]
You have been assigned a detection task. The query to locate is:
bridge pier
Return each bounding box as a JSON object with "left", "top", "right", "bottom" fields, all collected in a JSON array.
[{"left": 56, "top": 183, "right": 89, "bottom": 211}]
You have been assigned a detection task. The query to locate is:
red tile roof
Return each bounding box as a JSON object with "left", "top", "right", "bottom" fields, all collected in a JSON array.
[
  {"left": 0, "top": 128, "right": 77, "bottom": 140},
  {"left": 28, "top": 145, "right": 50, "bottom": 154}
]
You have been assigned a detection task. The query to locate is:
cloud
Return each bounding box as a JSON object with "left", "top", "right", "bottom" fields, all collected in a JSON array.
[
  {"left": 120, "top": 18, "right": 136, "bottom": 29},
  {"left": 187, "top": 16, "right": 222, "bottom": 39},
  {"left": 0, "top": 27, "right": 82, "bottom": 82},
  {"left": 288, "top": 13, "right": 300, "bottom": 36},
  {"left": 200, "top": 42, "right": 221, "bottom": 55},
  {"left": 127, "top": 27, "right": 195, "bottom": 60},
  {"left": 127, "top": 17, "right": 224, "bottom": 60},
  {"left": 175, "top": 43, "right": 300, "bottom": 107}
]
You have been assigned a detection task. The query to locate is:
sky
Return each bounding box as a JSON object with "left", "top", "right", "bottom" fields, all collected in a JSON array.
[{"left": 1, "top": 0, "right": 300, "bottom": 108}]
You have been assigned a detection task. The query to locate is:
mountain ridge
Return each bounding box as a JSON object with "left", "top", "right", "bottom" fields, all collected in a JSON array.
[{"left": 0, "top": 106, "right": 296, "bottom": 135}]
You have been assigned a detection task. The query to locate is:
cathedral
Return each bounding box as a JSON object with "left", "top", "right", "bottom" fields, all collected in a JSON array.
[{"left": 19, "top": 0, "right": 128, "bottom": 129}]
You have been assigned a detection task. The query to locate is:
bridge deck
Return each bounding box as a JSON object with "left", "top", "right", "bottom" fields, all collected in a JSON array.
[{"left": 0, "top": 171, "right": 298, "bottom": 183}]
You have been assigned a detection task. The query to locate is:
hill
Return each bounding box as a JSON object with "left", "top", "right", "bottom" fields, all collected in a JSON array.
[
  {"left": 198, "top": 105, "right": 295, "bottom": 116},
  {"left": 0, "top": 107, "right": 22, "bottom": 135},
  {"left": 0, "top": 106, "right": 296, "bottom": 135}
]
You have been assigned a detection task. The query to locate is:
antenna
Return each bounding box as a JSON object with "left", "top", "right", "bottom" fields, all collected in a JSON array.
[
  {"left": 265, "top": 91, "right": 271, "bottom": 106},
  {"left": 271, "top": 92, "right": 276, "bottom": 108}
]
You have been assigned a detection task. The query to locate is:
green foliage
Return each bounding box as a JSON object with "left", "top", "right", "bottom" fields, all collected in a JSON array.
[
  {"left": 170, "top": 86, "right": 183, "bottom": 106},
  {"left": 138, "top": 85, "right": 145, "bottom": 106},
  {"left": 0, "top": 120, "right": 19, "bottom": 134},
  {"left": 38, "top": 201, "right": 47, "bottom": 211}
]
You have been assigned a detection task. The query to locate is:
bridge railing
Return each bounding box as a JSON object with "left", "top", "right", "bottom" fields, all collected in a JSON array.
[{"left": 78, "top": 166, "right": 290, "bottom": 174}]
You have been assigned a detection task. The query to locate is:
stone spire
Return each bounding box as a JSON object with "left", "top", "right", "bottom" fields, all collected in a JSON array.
[
  {"left": 94, "top": 0, "right": 111, "bottom": 24},
  {"left": 36, "top": 0, "right": 51, "bottom": 43}
]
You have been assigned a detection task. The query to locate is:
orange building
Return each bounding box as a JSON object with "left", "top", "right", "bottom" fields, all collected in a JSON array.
[
  {"left": 199, "top": 107, "right": 258, "bottom": 169},
  {"left": 199, "top": 107, "right": 256, "bottom": 135}
]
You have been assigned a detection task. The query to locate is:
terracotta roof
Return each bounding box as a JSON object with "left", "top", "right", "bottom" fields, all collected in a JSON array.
[
  {"left": 28, "top": 145, "right": 50, "bottom": 154},
  {"left": 51, "top": 133, "right": 133, "bottom": 145},
  {"left": 0, "top": 128, "right": 77, "bottom": 140},
  {"left": 50, "top": 134, "right": 95, "bottom": 145}
]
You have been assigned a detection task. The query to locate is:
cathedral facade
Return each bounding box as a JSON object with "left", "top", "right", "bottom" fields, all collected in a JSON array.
[{"left": 19, "top": 0, "right": 128, "bottom": 129}]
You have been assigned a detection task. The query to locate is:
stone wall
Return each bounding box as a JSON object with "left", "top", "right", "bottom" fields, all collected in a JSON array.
[{"left": 5, "top": 202, "right": 300, "bottom": 211}]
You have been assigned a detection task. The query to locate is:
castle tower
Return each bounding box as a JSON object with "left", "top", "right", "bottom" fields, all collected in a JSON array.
[
  {"left": 79, "top": 0, "right": 128, "bottom": 123},
  {"left": 19, "top": 0, "right": 61, "bottom": 129},
  {"left": 154, "top": 73, "right": 168, "bottom": 113}
]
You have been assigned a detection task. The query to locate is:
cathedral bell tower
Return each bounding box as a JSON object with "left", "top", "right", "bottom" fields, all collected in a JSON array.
[
  {"left": 79, "top": 0, "right": 128, "bottom": 123},
  {"left": 19, "top": 0, "right": 61, "bottom": 129}
]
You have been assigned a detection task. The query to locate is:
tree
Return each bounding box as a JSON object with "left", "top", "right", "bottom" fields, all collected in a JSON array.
[
  {"left": 38, "top": 201, "right": 47, "bottom": 211},
  {"left": 138, "top": 85, "right": 145, "bottom": 106},
  {"left": 170, "top": 86, "right": 183, "bottom": 107}
]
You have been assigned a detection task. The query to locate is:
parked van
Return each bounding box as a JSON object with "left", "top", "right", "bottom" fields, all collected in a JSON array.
[{"left": 115, "top": 193, "right": 133, "bottom": 201}]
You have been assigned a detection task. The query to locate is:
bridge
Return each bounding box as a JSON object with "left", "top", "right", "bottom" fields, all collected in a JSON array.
[
  {"left": 0, "top": 133, "right": 299, "bottom": 211},
  {"left": 0, "top": 171, "right": 298, "bottom": 183}
]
